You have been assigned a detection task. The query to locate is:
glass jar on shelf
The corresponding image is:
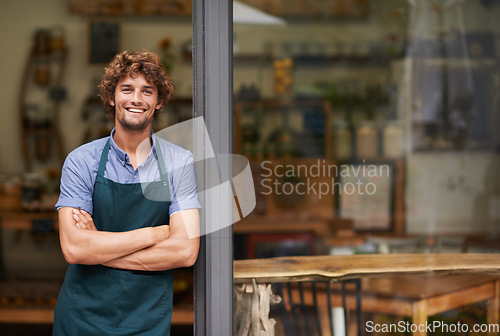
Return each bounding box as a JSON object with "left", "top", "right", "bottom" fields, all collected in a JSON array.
[
  {"left": 34, "top": 57, "right": 51, "bottom": 86},
  {"left": 33, "top": 29, "right": 51, "bottom": 56},
  {"left": 21, "top": 173, "right": 42, "bottom": 212},
  {"left": 333, "top": 120, "right": 352, "bottom": 161},
  {"left": 356, "top": 121, "right": 379, "bottom": 159},
  {"left": 50, "top": 25, "right": 66, "bottom": 52},
  {"left": 382, "top": 121, "right": 404, "bottom": 158}
]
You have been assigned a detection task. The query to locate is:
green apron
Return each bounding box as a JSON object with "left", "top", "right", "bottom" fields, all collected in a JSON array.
[{"left": 53, "top": 138, "right": 173, "bottom": 336}]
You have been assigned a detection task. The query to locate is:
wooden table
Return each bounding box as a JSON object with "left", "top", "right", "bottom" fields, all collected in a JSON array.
[
  {"left": 233, "top": 254, "right": 500, "bottom": 336},
  {"left": 234, "top": 254, "right": 500, "bottom": 284}
]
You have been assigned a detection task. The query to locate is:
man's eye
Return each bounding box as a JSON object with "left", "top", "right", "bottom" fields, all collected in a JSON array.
[
  {"left": 122, "top": 88, "right": 131, "bottom": 92},
  {"left": 145, "top": 90, "right": 153, "bottom": 94}
]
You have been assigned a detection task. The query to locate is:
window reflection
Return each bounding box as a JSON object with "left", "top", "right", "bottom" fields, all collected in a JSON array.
[
  {"left": 233, "top": 0, "right": 500, "bottom": 255},
  {"left": 233, "top": 0, "right": 499, "bottom": 335}
]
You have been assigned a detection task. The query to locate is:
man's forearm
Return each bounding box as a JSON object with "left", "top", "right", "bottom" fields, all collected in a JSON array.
[
  {"left": 103, "top": 209, "right": 200, "bottom": 271},
  {"left": 103, "top": 236, "right": 199, "bottom": 271},
  {"left": 59, "top": 207, "right": 169, "bottom": 265},
  {"left": 62, "top": 228, "right": 161, "bottom": 265}
]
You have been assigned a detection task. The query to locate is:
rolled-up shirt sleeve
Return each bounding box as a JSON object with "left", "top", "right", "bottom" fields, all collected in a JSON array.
[
  {"left": 169, "top": 152, "right": 201, "bottom": 216},
  {"left": 55, "top": 149, "right": 94, "bottom": 215}
]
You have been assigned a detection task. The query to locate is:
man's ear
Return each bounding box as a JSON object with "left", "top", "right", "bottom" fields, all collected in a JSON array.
[
  {"left": 156, "top": 102, "right": 162, "bottom": 110},
  {"left": 109, "top": 99, "right": 115, "bottom": 107}
]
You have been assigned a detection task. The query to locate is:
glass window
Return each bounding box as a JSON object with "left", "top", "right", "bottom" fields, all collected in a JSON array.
[{"left": 233, "top": 1, "right": 500, "bottom": 335}]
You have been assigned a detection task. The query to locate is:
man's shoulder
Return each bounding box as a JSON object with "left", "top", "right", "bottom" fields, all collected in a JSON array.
[
  {"left": 65, "top": 137, "right": 109, "bottom": 165},
  {"left": 155, "top": 136, "right": 193, "bottom": 161}
]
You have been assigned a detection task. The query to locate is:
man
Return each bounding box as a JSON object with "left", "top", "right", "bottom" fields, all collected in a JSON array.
[{"left": 53, "top": 49, "right": 200, "bottom": 335}]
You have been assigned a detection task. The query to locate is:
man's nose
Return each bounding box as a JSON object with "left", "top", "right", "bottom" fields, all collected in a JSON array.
[{"left": 131, "top": 91, "right": 142, "bottom": 104}]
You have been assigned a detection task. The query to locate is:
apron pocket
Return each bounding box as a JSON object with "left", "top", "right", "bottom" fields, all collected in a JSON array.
[
  {"left": 114, "top": 270, "right": 171, "bottom": 329},
  {"left": 69, "top": 265, "right": 172, "bottom": 331}
]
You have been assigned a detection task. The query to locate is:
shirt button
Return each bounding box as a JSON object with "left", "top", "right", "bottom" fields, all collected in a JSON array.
[{"left": 133, "top": 175, "right": 137, "bottom": 178}]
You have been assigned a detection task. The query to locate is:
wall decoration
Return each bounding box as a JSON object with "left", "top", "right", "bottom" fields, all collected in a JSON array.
[
  {"left": 87, "top": 20, "right": 121, "bottom": 65},
  {"left": 337, "top": 161, "right": 395, "bottom": 231}
]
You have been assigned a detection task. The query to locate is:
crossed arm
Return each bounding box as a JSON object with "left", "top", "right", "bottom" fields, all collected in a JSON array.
[{"left": 58, "top": 207, "right": 200, "bottom": 271}]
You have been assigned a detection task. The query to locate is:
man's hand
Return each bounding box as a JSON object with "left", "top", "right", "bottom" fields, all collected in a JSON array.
[
  {"left": 59, "top": 207, "right": 172, "bottom": 265},
  {"left": 102, "top": 209, "right": 199, "bottom": 271},
  {"left": 72, "top": 209, "right": 171, "bottom": 242},
  {"left": 72, "top": 209, "right": 97, "bottom": 230}
]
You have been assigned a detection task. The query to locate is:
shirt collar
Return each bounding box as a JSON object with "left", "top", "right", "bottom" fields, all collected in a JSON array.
[{"left": 109, "top": 128, "right": 158, "bottom": 165}]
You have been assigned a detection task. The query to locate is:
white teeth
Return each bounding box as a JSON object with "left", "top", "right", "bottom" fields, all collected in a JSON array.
[{"left": 128, "top": 108, "right": 145, "bottom": 113}]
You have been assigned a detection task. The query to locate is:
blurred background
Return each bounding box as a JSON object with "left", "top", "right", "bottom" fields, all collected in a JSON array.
[{"left": 0, "top": 0, "right": 499, "bottom": 335}]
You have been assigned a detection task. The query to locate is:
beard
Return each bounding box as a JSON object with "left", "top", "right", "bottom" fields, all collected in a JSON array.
[{"left": 116, "top": 112, "right": 154, "bottom": 131}]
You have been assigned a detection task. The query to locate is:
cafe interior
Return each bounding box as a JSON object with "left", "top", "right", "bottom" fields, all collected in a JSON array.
[{"left": 1, "top": 0, "right": 500, "bottom": 335}]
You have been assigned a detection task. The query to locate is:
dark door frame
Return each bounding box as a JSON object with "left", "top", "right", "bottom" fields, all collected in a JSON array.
[{"left": 193, "top": 0, "right": 233, "bottom": 335}]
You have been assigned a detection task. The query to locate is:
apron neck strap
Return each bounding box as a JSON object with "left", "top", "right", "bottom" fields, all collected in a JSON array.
[
  {"left": 97, "top": 138, "right": 111, "bottom": 178},
  {"left": 153, "top": 136, "right": 169, "bottom": 182},
  {"left": 97, "top": 136, "right": 168, "bottom": 182}
]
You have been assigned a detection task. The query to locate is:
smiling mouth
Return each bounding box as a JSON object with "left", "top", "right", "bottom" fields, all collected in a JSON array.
[{"left": 126, "top": 108, "right": 146, "bottom": 114}]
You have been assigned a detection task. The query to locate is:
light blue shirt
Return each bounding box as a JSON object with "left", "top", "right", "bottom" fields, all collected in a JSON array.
[{"left": 56, "top": 129, "right": 201, "bottom": 216}]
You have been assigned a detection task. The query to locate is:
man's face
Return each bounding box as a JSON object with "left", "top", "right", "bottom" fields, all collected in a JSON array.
[{"left": 110, "top": 73, "right": 162, "bottom": 131}]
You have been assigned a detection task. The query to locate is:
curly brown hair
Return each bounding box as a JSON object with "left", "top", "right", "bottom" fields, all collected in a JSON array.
[{"left": 98, "top": 49, "right": 174, "bottom": 120}]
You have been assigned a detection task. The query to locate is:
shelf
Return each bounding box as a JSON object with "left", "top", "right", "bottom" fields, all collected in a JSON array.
[
  {"left": 23, "top": 128, "right": 58, "bottom": 135},
  {"left": 0, "top": 308, "right": 56, "bottom": 324},
  {"left": 0, "top": 305, "right": 193, "bottom": 325},
  {"left": 416, "top": 57, "right": 497, "bottom": 69},
  {"left": 235, "top": 0, "right": 368, "bottom": 19},
  {"left": 233, "top": 53, "right": 401, "bottom": 67},
  {"left": 171, "top": 306, "right": 194, "bottom": 325},
  {"left": 234, "top": 100, "right": 332, "bottom": 160},
  {"left": 293, "top": 54, "right": 400, "bottom": 67},
  {"left": 19, "top": 45, "right": 67, "bottom": 171},
  {"left": 233, "top": 53, "right": 272, "bottom": 63},
  {"left": 0, "top": 275, "right": 193, "bottom": 325},
  {"left": 0, "top": 277, "right": 60, "bottom": 324},
  {"left": 234, "top": 216, "right": 331, "bottom": 237},
  {"left": 69, "top": 0, "right": 192, "bottom": 16},
  {"left": 0, "top": 211, "right": 58, "bottom": 230}
]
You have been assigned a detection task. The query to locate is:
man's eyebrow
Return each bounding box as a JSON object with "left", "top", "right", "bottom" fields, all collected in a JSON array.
[{"left": 118, "top": 84, "right": 156, "bottom": 90}]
